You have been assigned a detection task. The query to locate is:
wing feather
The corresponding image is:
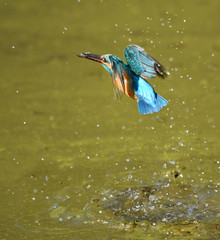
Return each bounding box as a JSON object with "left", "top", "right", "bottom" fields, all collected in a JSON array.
[
  {"left": 124, "top": 44, "right": 167, "bottom": 79},
  {"left": 111, "top": 60, "right": 125, "bottom": 93}
]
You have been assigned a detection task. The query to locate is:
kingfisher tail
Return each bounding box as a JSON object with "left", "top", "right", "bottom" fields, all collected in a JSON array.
[{"left": 137, "top": 94, "right": 168, "bottom": 114}]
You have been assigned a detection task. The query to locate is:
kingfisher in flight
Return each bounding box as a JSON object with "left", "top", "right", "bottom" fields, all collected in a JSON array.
[{"left": 78, "top": 44, "right": 168, "bottom": 114}]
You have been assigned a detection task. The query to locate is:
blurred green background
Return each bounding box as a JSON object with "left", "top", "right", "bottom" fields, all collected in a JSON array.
[{"left": 0, "top": 0, "right": 219, "bottom": 239}]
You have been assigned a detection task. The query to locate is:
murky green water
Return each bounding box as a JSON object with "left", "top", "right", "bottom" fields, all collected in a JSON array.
[{"left": 0, "top": 0, "right": 219, "bottom": 239}]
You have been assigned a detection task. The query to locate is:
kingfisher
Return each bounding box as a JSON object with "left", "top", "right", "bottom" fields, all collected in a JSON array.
[{"left": 77, "top": 44, "right": 168, "bottom": 114}]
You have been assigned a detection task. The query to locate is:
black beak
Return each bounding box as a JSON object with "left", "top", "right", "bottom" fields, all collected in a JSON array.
[{"left": 77, "top": 52, "right": 105, "bottom": 64}]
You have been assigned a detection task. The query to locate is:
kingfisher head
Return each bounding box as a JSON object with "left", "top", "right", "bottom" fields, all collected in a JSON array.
[{"left": 78, "top": 53, "right": 121, "bottom": 77}]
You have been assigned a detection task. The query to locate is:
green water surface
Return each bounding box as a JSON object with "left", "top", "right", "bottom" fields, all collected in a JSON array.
[{"left": 0, "top": 0, "right": 219, "bottom": 239}]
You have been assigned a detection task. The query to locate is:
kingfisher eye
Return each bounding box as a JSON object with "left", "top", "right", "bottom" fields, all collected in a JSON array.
[{"left": 101, "top": 57, "right": 106, "bottom": 62}]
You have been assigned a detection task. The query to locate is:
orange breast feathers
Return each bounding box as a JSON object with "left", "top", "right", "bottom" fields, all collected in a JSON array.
[{"left": 113, "top": 70, "right": 137, "bottom": 100}]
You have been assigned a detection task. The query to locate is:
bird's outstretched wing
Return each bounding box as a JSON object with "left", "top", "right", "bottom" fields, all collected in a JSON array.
[{"left": 124, "top": 45, "right": 167, "bottom": 79}]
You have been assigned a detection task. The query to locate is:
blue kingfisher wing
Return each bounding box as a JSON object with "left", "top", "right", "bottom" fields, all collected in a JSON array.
[
  {"left": 110, "top": 57, "right": 137, "bottom": 100},
  {"left": 111, "top": 59, "right": 125, "bottom": 93},
  {"left": 124, "top": 45, "right": 167, "bottom": 79}
]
